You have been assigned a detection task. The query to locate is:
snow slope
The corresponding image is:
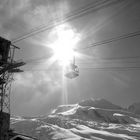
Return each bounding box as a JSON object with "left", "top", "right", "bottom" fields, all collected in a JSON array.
[{"left": 11, "top": 99, "right": 140, "bottom": 140}]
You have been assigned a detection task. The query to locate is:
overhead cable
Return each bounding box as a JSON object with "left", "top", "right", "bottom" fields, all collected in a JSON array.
[
  {"left": 76, "top": 30, "right": 140, "bottom": 51},
  {"left": 22, "top": 66, "right": 140, "bottom": 72},
  {"left": 12, "top": 0, "right": 123, "bottom": 43},
  {"left": 79, "top": 66, "right": 140, "bottom": 71}
]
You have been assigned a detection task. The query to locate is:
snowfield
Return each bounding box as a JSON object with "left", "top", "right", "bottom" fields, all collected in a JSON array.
[{"left": 11, "top": 99, "right": 140, "bottom": 140}]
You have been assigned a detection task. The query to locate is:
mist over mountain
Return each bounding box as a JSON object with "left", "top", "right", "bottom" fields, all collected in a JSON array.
[
  {"left": 128, "top": 102, "right": 140, "bottom": 115},
  {"left": 11, "top": 98, "right": 140, "bottom": 140}
]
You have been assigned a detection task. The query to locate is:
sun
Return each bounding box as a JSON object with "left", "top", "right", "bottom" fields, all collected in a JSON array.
[{"left": 49, "top": 24, "right": 80, "bottom": 66}]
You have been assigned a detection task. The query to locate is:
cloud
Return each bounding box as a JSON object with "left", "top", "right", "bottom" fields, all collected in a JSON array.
[
  {"left": 1, "top": 0, "right": 71, "bottom": 116},
  {"left": 7, "top": 0, "right": 31, "bottom": 17},
  {"left": 0, "top": 0, "right": 70, "bottom": 41},
  {"left": 0, "top": 0, "right": 31, "bottom": 38},
  {"left": 23, "top": 5, "right": 51, "bottom": 29},
  {"left": 11, "top": 70, "right": 63, "bottom": 115},
  {"left": 23, "top": 0, "right": 70, "bottom": 32},
  {"left": 13, "top": 70, "right": 62, "bottom": 94},
  {"left": 0, "top": 0, "right": 31, "bottom": 18}
]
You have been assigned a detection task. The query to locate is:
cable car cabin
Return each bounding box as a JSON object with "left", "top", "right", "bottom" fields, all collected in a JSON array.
[{"left": 64, "top": 63, "right": 79, "bottom": 79}]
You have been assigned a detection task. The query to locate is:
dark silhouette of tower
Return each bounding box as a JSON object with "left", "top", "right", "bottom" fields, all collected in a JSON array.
[{"left": 0, "top": 37, "right": 24, "bottom": 140}]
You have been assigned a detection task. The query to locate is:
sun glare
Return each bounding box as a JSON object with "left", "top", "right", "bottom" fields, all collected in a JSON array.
[{"left": 49, "top": 24, "right": 80, "bottom": 66}]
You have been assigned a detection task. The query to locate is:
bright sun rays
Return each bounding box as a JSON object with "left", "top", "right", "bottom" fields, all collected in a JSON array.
[
  {"left": 44, "top": 23, "right": 81, "bottom": 105},
  {"left": 48, "top": 24, "right": 81, "bottom": 67}
]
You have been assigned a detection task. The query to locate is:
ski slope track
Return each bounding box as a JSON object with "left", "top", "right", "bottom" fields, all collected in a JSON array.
[{"left": 11, "top": 99, "right": 140, "bottom": 140}]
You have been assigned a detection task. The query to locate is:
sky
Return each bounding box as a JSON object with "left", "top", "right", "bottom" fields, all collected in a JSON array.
[{"left": 1, "top": 0, "right": 140, "bottom": 116}]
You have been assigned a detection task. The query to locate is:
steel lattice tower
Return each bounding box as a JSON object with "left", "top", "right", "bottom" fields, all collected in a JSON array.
[{"left": 0, "top": 37, "right": 24, "bottom": 140}]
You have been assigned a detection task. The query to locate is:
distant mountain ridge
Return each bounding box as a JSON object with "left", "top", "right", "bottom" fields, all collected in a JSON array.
[
  {"left": 78, "top": 98, "right": 122, "bottom": 110},
  {"left": 51, "top": 98, "right": 123, "bottom": 116},
  {"left": 52, "top": 99, "right": 137, "bottom": 124},
  {"left": 11, "top": 98, "right": 140, "bottom": 140},
  {"left": 128, "top": 102, "right": 140, "bottom": 115}
]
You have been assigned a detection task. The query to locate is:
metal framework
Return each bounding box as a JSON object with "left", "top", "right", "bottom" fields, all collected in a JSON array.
[{"left": 0, "top": 36, "right": 24, "bottom": 140}]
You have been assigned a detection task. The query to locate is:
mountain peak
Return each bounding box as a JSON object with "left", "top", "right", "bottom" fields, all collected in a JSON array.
[
  {"left": 11, "top": 98, "right": 140, "bottom": 140},
  {"left": 78, "top": 98, "right": 122, "bottom": 110},
  {"left": 128, "top": 102, "right": 140, "bottom": 115}
]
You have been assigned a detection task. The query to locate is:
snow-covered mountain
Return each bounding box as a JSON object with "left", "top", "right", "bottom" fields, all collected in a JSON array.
[
  {"left": 78, "top": 98, "right": 122, "bottom": 110},
  {"left": 11, "top": 99, "right": 140, "bottom": 140},
  {"left": 128, "top": 102, "right": 140, "bottom": 115}
]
